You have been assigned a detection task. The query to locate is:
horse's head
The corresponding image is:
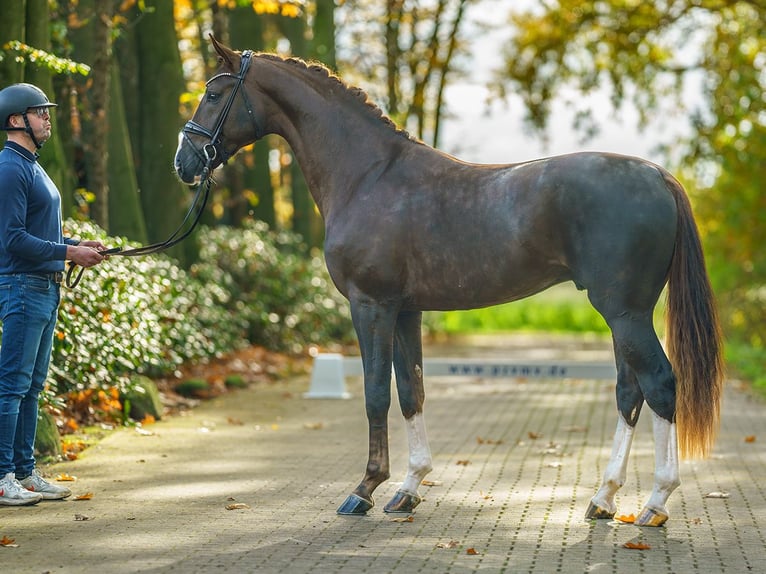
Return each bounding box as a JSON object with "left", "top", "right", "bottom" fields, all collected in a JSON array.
[{"left": 174, "top": 36, "right": 264, "bottom": 185}]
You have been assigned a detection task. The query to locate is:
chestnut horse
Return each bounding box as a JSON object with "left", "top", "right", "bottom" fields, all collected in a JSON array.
[{"left": 174, "top": 39, "right": 723, "bottom": 527}]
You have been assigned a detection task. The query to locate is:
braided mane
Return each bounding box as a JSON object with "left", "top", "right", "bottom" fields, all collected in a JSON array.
[{"left": 255, "top": 52, "right": 418, "bottom": 142}]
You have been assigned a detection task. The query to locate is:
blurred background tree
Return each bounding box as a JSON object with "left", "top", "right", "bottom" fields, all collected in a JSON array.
[{"left": 494, "top": 0, "right": 765, "bottom": 353}]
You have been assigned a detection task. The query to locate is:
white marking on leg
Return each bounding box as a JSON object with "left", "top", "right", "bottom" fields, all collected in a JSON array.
[
  {"left": 644, "top": 410, "right": 680, "bottom": 515},
  {"left": 400, "top": 412, "right": 433, "bottom": 496},
  {"left": 591, "top": 413, "right": 634, "bottom": 514}
]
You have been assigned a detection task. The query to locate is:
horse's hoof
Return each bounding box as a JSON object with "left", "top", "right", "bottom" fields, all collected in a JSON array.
[
  {"left": 635, "top": 506, "right": 668, "bottom": 527},
  {"left": 384, "top": 490, "right": 422, "bottom": 514},
  {"left": 585, "top": 500, "right": 615, "bottom": 520},
  {"left": 337, "top": 493, "right": 374, "bottom": 515}
]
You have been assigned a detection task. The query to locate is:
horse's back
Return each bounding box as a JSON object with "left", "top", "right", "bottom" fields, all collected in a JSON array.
[{"left": 325, "top": 150, "right": 679, "bottom": 312}]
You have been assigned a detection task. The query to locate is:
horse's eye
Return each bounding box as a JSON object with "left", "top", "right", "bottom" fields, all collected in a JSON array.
[{"left": 207, "top": 92, "right": 221, "bottom": 103}]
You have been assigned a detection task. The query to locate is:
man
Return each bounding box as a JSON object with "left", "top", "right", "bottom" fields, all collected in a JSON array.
[{"left": 0, "top": 83, "right": 107, "bottom": 505}]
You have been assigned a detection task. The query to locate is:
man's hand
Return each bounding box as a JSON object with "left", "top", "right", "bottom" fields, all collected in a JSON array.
[
  {"left": 79, "top": 239, "right": 109, "bottom": 253},
  {"left": 66, "top": 244, "right": 105, "bottom": 268}
]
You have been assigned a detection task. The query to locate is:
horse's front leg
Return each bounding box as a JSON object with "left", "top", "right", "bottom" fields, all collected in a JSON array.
[
  {"left": 384, "top": 311, "right": 433, "bottom": 514},
  {"left": 337, "top": 297, "right": 398, "bottom": 516},
  {"left": 635, "top": 411, "right": 680, "bottom": 526}
]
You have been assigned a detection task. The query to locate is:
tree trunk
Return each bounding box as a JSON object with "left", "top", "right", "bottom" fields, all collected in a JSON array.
[
  {"left": 134, "top": 0, "right": 195, "bottom": 264},
  {"left": 278, "top": 12, "right": 322, "bottom": 248},
  {"left": 0, "top": 0, "right": 25, "bottom": 86},
  {"left": 107, "top": 65, "right": 147, "bottom": 242},
  {"left": 228, "top": 5, "right": 276, "bottom": 228},
  {"left": 23, "top": 0, "right": 76, "bottom": 213},
  {"left": 312, "top": 0, "right": 337, "bottom": 71}
]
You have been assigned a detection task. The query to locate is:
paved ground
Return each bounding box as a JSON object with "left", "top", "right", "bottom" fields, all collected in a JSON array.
[{"left": 1, "top": 334, "right": 764, "bottom": 573}]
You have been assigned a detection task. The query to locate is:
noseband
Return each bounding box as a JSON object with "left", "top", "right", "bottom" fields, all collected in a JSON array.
[{"left": 182, "top": 49, "right": 263, "bottom": 175}]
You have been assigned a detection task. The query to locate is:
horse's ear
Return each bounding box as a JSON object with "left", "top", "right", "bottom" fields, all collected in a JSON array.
[{"left": 209, "top": 34, "right": 236, "bottom": 69}]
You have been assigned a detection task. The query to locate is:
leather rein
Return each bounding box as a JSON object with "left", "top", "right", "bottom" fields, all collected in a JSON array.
[{"left": 67, "top": 50, "right": 258, "bottom": 288}]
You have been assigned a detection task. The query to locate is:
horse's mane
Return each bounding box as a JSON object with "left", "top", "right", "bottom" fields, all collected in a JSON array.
[{"left": 254, "top": 53, "right": 420, "bottom": 143}]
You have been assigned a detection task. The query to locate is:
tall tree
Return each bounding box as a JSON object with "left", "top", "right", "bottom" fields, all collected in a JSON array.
[
  {"left": 339, "top": 0, "right": 475, "bottom": 146},
  {"left": 0, "top": 1, "right": 25, "bottom": 85},
  {"left": 107, "top": 64, "right": 148, "bottom": 242},
  {"left": 0, "top": 0, "right": 79, "bottom": 213},
  {"left": 312, "top": 0, "right": 337, "bottom": 71},
  {"left": 67, "top": 0, "right": 113, "bottom": 230},
  {"left": 277, "top": 8, "right": 323, "bottom": 248},
  {"left": 228, "top": 4, "right": 276, "bottom": 228},
  {"left": 23, "top": 0, "right": 76, "bottom": 211},
  {"left": 133, "top": 0, "right": 194, "bottom": 264}
]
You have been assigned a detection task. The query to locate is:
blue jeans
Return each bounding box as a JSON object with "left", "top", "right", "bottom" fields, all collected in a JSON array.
[{"left": 0, "top": 274, "right": 60, "bottom": 477}]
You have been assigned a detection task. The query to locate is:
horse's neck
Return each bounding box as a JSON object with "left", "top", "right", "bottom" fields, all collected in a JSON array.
[{"left": 257, "top": 59, "right": 413, "bottom": 218}]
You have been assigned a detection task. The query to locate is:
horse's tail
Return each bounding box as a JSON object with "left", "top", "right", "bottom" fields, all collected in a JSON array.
[{"left": 663, "top": 172, "right": 724, "bottom": 459}]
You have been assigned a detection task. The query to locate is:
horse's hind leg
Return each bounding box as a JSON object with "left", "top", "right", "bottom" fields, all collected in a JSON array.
[
  {"left": 384, "top": 311, "right": 433, "bottom": 513},
  {"left": 591, "top": 313, "right": 680, "bottom": 526},
  {"left": 586, "top": 356, "right": 642, "bottom": 519},
  {"left": 639, "top": 409, "right": 679, "bottom": 526}
]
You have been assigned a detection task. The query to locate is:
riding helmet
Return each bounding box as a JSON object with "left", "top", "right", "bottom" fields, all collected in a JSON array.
[{"left": 0, "top": 83, "right": 57, "bottom": 130}]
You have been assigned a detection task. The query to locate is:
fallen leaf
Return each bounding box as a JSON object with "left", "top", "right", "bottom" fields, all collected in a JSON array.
[
  {"left": 466, "top": 547, "right": 479, "bottom": 555},
  {"left": 436, "top": 540, "right": 459, "bottom": 549},
  {"left": 390, "top": 515, "right": 414, "bottom": 523},
  {"left": 74, "top": 492, "right": 94, "bottom": 501},
  {"left": 623, "top": 541, "right": 651, "bottom": 550},
  {"left": 528, "top": 431, "right": 543, "bottom": 440},
  {"left": 225, "top": 503, "right": 251, "bottom": 510},
  {"left": 227, "top": 417, "right": 244, "bottom": 426},
  {"left": 616, "top": 514, "right": 636, "bottom": 523},
  {"left": 477, "top": 436, "right": 503, "bottom": 445},
  {"left": 480, "top": 492, "right": 493, "bottom": 500},
  {"left": 1, "top": 535, "right": 18, "bottom": 548},
  {"left": 421, "top": 479, "right": 442, "bottom": 487},
  {"left": 74, "top": 514, "right": 92, "bottom": 521},
  {"left": 705, "top": 491, "right": 730, "bottom": 499},
  {"left": 303, "top": 422, "right": 324, "bottom": 430},
  {"left": 456, "top": 460, "right": 471, "bottom": 466},
  {"left": 744, "top": 435, "right": 756, "bottom": 443},
  {"left": 56, "top": 473, "right": 77, "bottom": 482}
]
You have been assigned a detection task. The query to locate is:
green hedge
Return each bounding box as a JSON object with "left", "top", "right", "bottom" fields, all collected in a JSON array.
[
  {"left": 191, "top": 221, "right": 352, "bottom": 353},
  {"left": 0, "top": 219, "right": 355, "bottom": 405}
]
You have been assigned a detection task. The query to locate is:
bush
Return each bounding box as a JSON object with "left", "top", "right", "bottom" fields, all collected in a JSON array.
[
  {"left": 192, "top": 221, "right": 354, "bottom": 353},
  {"left": 0, "top": 218, "right": 356, "bottom": 417},
  {"left": 49, "top": 220, "right": 244, "bottom": 400}
]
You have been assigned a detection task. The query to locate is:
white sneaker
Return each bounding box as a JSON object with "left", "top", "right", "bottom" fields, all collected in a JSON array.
[
  {"left": 18, "top": 469, "right": 72, "bottom": 500},
  {"left": 0, "top": 472, "right": 43, "bottom": 506}
]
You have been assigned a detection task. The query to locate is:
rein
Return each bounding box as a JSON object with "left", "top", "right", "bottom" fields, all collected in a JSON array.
[{"left": 66, "top": 50, "right": 257, "bottom": 289}]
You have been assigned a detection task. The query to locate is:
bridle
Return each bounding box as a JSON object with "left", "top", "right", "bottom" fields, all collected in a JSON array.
[
  {"left": 181, "top": 49, "right": 262, "bottom": 172},
  {"left": 67, "top": 50, "right": 261, "bottom": 288}
]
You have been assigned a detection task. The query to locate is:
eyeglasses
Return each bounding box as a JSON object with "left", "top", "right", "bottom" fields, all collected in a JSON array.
[{"left": 27, "top": 107, "right": 50, "bottom": 118}]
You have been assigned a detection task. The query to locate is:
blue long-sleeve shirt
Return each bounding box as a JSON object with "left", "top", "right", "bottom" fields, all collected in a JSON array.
[{"left": 0, "top": 141, "right": 78, "bottom": 275}]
